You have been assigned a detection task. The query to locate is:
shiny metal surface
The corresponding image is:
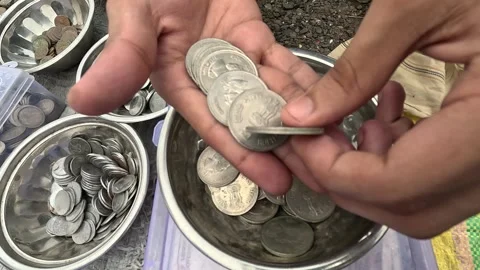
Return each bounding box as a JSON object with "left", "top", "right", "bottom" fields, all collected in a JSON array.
[
  {"left": 157, "top": 48, "right": 387, "bottom": 270},
  {"left": 0, "top": 0, "right": 95, "bottom": 73},
  {"left": 0, "top": 0, "right": 30, "bottom": 31},
  {"left": 0, "top": 114, "right": 149, "bottom": 270},
  {"left": 76, "top": 34, "right": 169, "bottom": 123}
]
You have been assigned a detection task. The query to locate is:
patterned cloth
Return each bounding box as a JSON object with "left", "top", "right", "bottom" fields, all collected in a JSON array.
[{"left": 329, "top": 39, "right": 479, "bottom": 270}]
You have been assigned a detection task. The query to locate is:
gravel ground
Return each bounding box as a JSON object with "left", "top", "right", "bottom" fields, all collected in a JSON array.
[{"left": 258, "top": 0, "right": 369, "bottom": 55}]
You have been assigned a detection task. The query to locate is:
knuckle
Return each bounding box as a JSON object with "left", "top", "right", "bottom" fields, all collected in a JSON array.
[
  {"left": 326, "top": 56, "right": 363, "bottom": 97},
  {"left": 280, "top": 82, "right": 304, "bottom": 101}
]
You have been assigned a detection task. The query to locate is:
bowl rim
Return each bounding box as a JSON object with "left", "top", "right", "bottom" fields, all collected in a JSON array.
[
  {"left": 157, "top": 48, "right": 387, "bottom": 270},
  {"left": 0, "top": 0, "right": 95, "bottom": 73},
  {"left": 0, "top": 114, "right": 150, "bottom": 270},
  {"left": 75, "top": 34, "right": 169, "bottom": 123}
]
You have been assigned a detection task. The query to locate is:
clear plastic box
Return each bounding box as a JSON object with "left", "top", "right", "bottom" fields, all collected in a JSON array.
[{"left": 0, "top": 62, "right": 66, "bottom": 164}]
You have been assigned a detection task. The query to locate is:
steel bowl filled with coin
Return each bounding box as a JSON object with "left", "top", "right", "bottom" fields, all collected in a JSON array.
[
  {"left": 76, "top": 34, "right": 169, "bottom": 123},
  {"left": 0, "top": 115, "right": 149, "bottom": 269},
  {"left": 0, "top": 0, "right": 95, "bottom": 73},
  {"left": 157, "top": 41, "right": 386, "bottom": 270}
]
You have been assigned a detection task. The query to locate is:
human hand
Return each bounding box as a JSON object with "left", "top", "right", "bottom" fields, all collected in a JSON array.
[{"left": 277, "top": 0, "right": 480, "bottom": 238}]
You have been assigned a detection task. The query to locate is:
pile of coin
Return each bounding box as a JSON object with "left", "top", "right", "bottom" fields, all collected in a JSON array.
[
  {"left": 0, "top": 92, "right": 63, "bottom": 160},
  {"left": 197, "top": 144, "right": 336, "bottom": 258},
  {"left": 0, "top": 0, "right": 13, "bottom": 16},
  {"left": 112, "top": 80, "right": 168, "bottom": 116},
  {"left": 32, "top": 15, "right": 82, "bottom": 64},
  {"left": 45, "top": 134, "right": 139, "bottom": 245},
  {"left": 186, "top": 38, "right": 325, "bottom": 152}
]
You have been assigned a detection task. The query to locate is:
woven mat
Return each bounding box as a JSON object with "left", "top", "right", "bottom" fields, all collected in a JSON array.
[{"left": 331, "top": 40, "right": 479, "bottom": 270}]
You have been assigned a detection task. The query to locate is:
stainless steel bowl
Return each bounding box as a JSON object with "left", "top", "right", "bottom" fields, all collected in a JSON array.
[
  {"left": 0, "top": 115, "right": 149, "bottom": 270},
  {"left": 157, "top": 49, "right": 387, "bottom": 270},
  {"left": 76, "top": 34, "right": 170, "bottom": 123},
  {"left": 0, "top": 0, "right": 95, "bottom": 73},
  {"left": 0, "top": 0, "right": 31, "bottom": 31}
]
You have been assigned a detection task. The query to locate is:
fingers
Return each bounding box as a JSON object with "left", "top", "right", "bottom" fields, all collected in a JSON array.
[
  {"left": 358, "top": 120, "right": 393, "bottom": 154},
  {"left": 375, "top": 81, "right": 406, "bottom": 123},
  {"left": 281, "top": 0, "right": 432, "bottom": 127},
  {"left": 68, "top": 0, "right": 157, "bottom": 115}
]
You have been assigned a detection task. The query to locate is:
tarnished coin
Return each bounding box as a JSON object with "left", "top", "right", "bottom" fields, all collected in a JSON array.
[
  {"left": 55, "top": 39, "right": 70, "bottom": 54},
  {"left": 148, "top": 92, "right": 167, "bottom": 112},
  {"left": 129, "top": 94, "right": 147, "bottom": 116},
  {"left": 240, "top": 200, "right": 279, "bottom": 225},
  {"left": 265, "top": 192, "right": 285, "bottom": 205},
  {"left": 46, "top": 26, "right": 63, "bottom": 43},
  {"left": 261, "top": 216, "right": 314, "bottom": 258},
  {"left": 207, "top": 71, "right": 268, "bottom": 125},
  {"left": 199, "top": 50, "right": 258, "bottom": 93},
  {"left": 36, "top": 99, "right": 55, "bottom": 115},
  {"left": 281, "top": 204, "right": 297, "bottom": 218},
  {"left": 72, "top": 221, "right": 93, "bottom": 244},
  {"left": 285, "top": 178, "right": 336, "bottom": 223},
  {"left": 60, "top": 30, "right": 78, "bottom": 43},
  {"left": 246, "top": 126, "right": 325, "bottom": 136},
  {"left": 112, "top": 175, "right": 136, "bottom": 194},
  {"left": 69, "top": 137, "right": 92, "bottom": 155},
  {"left": 54, "top": 15, "right": 71, "bottom": 27},
  {"left": 0, "top": 126, "right": 26, "bottom": 143},
  {"left": 196, "top": 146, "right": 239, "bottom": 188},
  {"left": 228, "top": 89, "right": 288, "bottom": 152},
  {"left": 33, "top": 38, "right": 49, "bottom": 61},
  {"left": 210, "top": 174, "right": 258, "bottom": 216}
]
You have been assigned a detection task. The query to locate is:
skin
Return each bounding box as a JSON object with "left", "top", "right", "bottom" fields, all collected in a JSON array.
[{"left": 69, "top": 0, "right": 480, "bottom": 238}]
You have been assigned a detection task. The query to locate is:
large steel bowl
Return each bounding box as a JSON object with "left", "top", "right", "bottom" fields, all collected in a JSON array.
[
  {"left": 76, "top": 34, "right": 170, "bottom": 123},
  {"left": 157, "top": 48, "right": 386, "bottom": 270},
  {"left": 0, "top": 115, "right": 149, "bottom": 269},
  {"left": 0, "top": 0, "right": 95, "bottom": 73}
]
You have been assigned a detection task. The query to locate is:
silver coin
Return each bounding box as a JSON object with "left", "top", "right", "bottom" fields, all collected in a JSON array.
[
  {"left": 64, "top": 188, "right": 77, "bottom": 216},
  {"left": 210, "top": 174, "right": 258, "bottom": 216},
  {"left": 52, "top": 190, "right": 71, "bottom": 216},
  {"left": 112, "top": 192, "right": 128, "bottom": 213},
  {"left": 265, "top": 192, "right": 285, "bottom": 205},
  {"left": 92, "top": 229, "right": 110, "bottom": 242},
  {"left": 246, "top": 126, "right": 325, "bottom": 136},
  {"left": 196, "top": 146, "right": 239, "bottom": 188},
  {"left": 88, "top": 139, "right": 104, "bottom": 155},
  {"left": 46, "top": 216, "right": 69, "bottom": 236},
  {"left": 65, "top": 213, "right": 84, "bottom": 236},
  {"left": 281, "top": 204, "right": 297, "bottom": 218},
  {"left": 0, "top": 126, "right": 26, "bottom": 143},
  {"left": 257, "top": 189, "right": 266, "bottom": 200},
  {"left": 261, "top": 216, "right": 314, "bottom": 258},
  {"left": 98, "top": 188, "right": 113, "bottom": 210},
  {"left": 93, "top": 194, "right": 112, "bottom": 216},
  {"left": 285, "top": 178, "right": 336, "bottom": 223},
  {"left": 199, "top": 50, "right": 258, "bottom": 94},
  {"left": 16, "top": 105, "right": 46, "bottom": 128},
  {"left": 111, "top": 152, "right": 128, "bottom": 170},
  {"left": 85, "top": 204, "right": 100, "bottom": 224},
  {"left": 126, "top": 153, "right": 136, "bottom": 175},
  {"left": 101, "top": 211, "right": 116, "bottom": 227},
  {"left": 69, "top": 137, "right": 92, "bottom": 155},
  {"left": 141, "top": 79, "right": 151, "bottom": 89},
  {"left": 228, "top": 89, "right": 288, "bottom": 152},
  {"left": 36, "top": 99, "right": 55, "bottom": 115},
  {"left": 67, "top": 182, "right": 82, "bottom": 204},
  {"left": 112, "top": 175, "right": 136, "bottom": 194},
  {"left": 186, "top": 38, "right": 231, "bottom": 81},
  {"left": 128, "top": 95, "right": 147, "bottom": 116},
  {"left": 109, "top": 212, "right": 126, "bottom": 232},
  {"left": 69, "top": 155, "right": 87, "bottom": 176},
  {"left": 207, "top": 71, "right": 268, "bottom": 125},
  {"left": 86, "top": 219, "right": 97, "bottom": 242},
  {"left": 103, "top": 138, "right": 124, "bottom": 153},
  {"left": 148, "top": 92, "right": 167, "bottom": 112},
  {"left": 240, "top": 200, "right": 279, "bottom": 225},
  {"left": 72, "top": 221, "right": 93, "bottom": 244},
  {"left": 66, "top": 199, "right": 86, "bottom": 222}
]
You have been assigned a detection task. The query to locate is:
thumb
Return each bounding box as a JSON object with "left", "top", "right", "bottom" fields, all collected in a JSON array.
[
  {"left": 281, "top": 0, "right": 432, "bottom": 126},
  {"left": 68, "top": 0, "right": 157, "bottom": 115}
]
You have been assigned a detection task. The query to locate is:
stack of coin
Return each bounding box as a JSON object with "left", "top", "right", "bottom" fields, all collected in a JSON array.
[
  {"left": 32, "top": 15, "right": 82, "bottom": 64},
  {"left": 112, "top": 80, "right": 168, "bottom": 116},
  {"left": 45, "top": 134, "right": 139, "bottom": 245},
  {"left": 0, "top": 92, "right": 62, "bottom": 161},
  {"left": 0, "top": 0, "right": 13, "bottom": 16},
  {"left": 196, "top": 144, "right": 336, "bottom": 258},
  {"left": 186, "top": 38, "right": 325, "bottom": 152}
]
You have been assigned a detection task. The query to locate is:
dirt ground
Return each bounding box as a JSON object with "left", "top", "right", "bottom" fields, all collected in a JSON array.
[{"left": 258, "top": 0, "right": 369, "bottom": 55}]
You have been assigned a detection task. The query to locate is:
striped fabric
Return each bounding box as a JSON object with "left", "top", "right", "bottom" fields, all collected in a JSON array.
[{"left": 328, "top": 39, "right": 478, "bottom": 270}]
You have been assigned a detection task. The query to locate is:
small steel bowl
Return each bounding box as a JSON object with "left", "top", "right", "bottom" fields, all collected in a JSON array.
[
  {"left": 76, "top": 34, "right": 170, "bottom": 123},
  {"left": 0, "top": 115, "right": 149, "bottom": 269},
  {"left": 157, "top": 49, "right": 386, "bottom": 269},
  {"left": 0, "top": 0, "right": 31, "bottom": 30},
  {"left": 0, "top": 0, "right": 95, "bottom": 73}
]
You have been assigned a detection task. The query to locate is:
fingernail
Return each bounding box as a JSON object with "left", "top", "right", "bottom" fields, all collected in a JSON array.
[{"left": 286, "top": 96, "right": 314, "bottom": 121}]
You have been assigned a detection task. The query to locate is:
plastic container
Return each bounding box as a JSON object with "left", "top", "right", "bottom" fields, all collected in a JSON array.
[
  {"left": 0, "top": 62, "right": 66, "bottom": 164},
  {"left": 144, "top": 120, "right": 439, "bottom": 270}
]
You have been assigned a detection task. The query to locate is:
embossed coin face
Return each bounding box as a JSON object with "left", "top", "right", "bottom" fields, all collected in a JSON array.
[
  {"left": 210, "top": 174, "right": 258, "bottom": 216},
  {"left": 196, "top": 146, "right": 239, "bottom": 188},
  {"left": 265, "top": 192, "right": 286, "bottom": 205},
  {"left": 286, "top": 178, "right": 336, "bottom": 223},
  {"left": 199, "top": 50, "right": 258, "bottom": 93},
  {"left": 228, "top": 89, "right": 288, "bottom": 151},
  {"left": 207, "top": 71, "right": 268, "bottom": 125},
  {"left": 240, "top": 199, "right": 279, "bottom": 225},
  {"left": 17, "top": 105, "right": 46, "bottom": 128},
  {"left": 261, "top": 216, "right": 314, "bottom": 258}
]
